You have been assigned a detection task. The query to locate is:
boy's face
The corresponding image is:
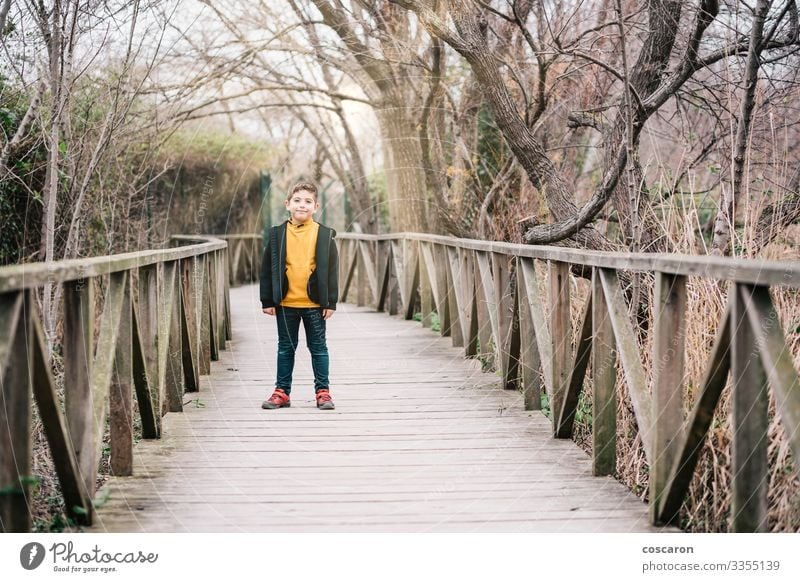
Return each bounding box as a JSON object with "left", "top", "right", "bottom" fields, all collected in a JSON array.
[{"left": 285, "top": 189, "right": 319, "bottom": 224}]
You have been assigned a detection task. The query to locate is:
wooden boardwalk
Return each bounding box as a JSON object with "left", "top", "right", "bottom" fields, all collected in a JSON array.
[{"left": 89, "top": 283, "right": 668, "bottom": 533}]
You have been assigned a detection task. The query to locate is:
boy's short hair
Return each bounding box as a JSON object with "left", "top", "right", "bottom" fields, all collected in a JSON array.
[{"left": 288, "top": 181, "right": 318, "bottom": 201}]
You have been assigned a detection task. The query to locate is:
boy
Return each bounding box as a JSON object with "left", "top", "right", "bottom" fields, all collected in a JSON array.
[{"left": 260, "top": 182, "right": 339, "bottom": 410}]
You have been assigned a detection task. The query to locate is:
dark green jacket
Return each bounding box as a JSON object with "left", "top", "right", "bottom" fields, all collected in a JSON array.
[{"left": 260, "top": 220, "right": 339, "bottom": 310}]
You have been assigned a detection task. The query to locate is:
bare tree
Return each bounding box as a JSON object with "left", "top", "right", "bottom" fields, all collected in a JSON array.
[
  {"left": 390, "top": 0, "right": 800, "bottom": 251},
  {"left": 710, "top": 0, "right": 772, "bottom": 256}
]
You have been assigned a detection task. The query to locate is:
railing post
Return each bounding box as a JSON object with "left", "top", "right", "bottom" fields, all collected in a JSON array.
[
  {"left": 63, "top": 277, "right": 95, "bottom": 523},
  {"left": 474, "top": 251, "right": 493, "bottom": 369},
  {"left": 357, "top": 241, "right": 367, "bottom": 307},
  {"left": 215, "top": 250, "right": 226, "bottom": 351},
  {"left": 462, "top": 248, "right": 478, "bottom": 358},
  {"left": 138, "top": 264, "right": 161, "bottom": 437},
  {"left": 224, "top": 245, "right": 233, "bottom": 341},
  {"left": 517, "top": 259, "right": 541, "bottom": 411},
  {"left": 198, "top": 255, "right": 211, "bottom": 375},
  {"left": 444, "top": 246, "right": 463, "bottom": 346},
  {"left": 163, "top": 261, "right": 184, "bottom": 413},
  {"left": 182, "top": 257, "right": 200, "bottom": 391},
  {"left": 650, "top": 272, "right": 687, "bottom": 523},
  {"left": 419, "top": 244, "right": 433, "bottom": 328},
  {"left": 549, "top": 261, "right": 570, "bottom": 433},
  {"left": 592, "top": 268, "right": 616, "bottom": 476},
  {"left": 0, "top": 292, "right": 31, "bottom": 532},
  {"left": 110, "top": 271, "right": 133, "bottom": 476},
  {"left": 731, "top": 284, "right": 769, "bottom": 532}
]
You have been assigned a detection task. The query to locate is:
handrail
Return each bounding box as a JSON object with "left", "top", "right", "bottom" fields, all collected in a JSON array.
[
  {"left": 337, "top": 232, "right": 800, "bottom": 288},
  {"left": 0, "top": 235, "right": 232, "bottom": 532},
  {"left": 0, "top": 236, "right": 227, "bottom": 292},
  {"left": 334, "top": 231, "right": 800, "bottom": 532}
]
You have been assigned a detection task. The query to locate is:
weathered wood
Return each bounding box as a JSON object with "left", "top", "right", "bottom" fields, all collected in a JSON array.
[
  {"left": 592, "top": 269, "right": 616, "bottom": 477},
  {"left": 356, "top": 241, "right": 368, "bottom": 307},
  {"left": 0, "top": 291, "right": 23, "bottom": 372},
  {"left": 359, "top": 241, "right": 378, "bottom": 305},
  {"left": 110, "top": 272, "right": 133, "bottom": 476},
  {"left": 434, "top": 244, "right": 453, "bottom": 338},
  {"left": 447, "top": 247, "right": 471, "bottom": 351},
  {"left": 63, "top": 278, "right": 95, "bottom": 524},
  {"left": 0, "top": 237, "right": 227, "bottom": 293},
  {"left": 232, "top": 238, "right": 244, "bottom": 285},
  {"left": 206, "top": 257, "right": 219, "bottom": 362},
  {"left": 131, "top": 301, "right": 158, "bottom": 439},
  {"left": 741, "top": 285, "right": 800, "bottom": 465},
  {"left": 419, "top": 243, "right": 434, "bottom": 328},
  {"left": 473, "top": 252, "right": 494, "bottom": 368},
  {"left": 657, "top": 297, "right": 731, "bottom": 524},
  {"left": 336, "top": 232, "right": 800, "bottom": 289},
  {"left": 90, "top": 271, "right": 128, "bottom": 467},
  {"left": 180, "top": 274, "right": 199, "bottom": 393},
  {"left": 598, "top": 268, "right": 653, "bottom": 461},
  {"left": 492, "top": 253, "right": 513, "bottom": 339},
  {"left": 199, "top": 257, "right": 212, "bottom": 375},
  {"left": 163, "top": 261, "right": 183, "bottom": 413},
  {"left": 730, "top": 284, "right": 769, "bottom": 532},
  {"left": 403, "top": 241, "right": 420, "bottom": 321},
  {"left": 493, "top": 253, "right": 516, "bottom": 389},
  {"left": 517, "top": 258, "right": 553, "bottom": 394},
  {"left": 376, "top": 241, "right": 391, "bottom": 312},
  {"left": 29, "top": 297, "right": 92, "bottom": 524},
  {"left": 182, "top": 258, "right": 200, "bottom": 391},
  {"left": 650, "top": 273, "right": 687, "bottom": 524},
  {"left": 463, "top": 250, "right": 479, "bottom": 358},
  {"left": 138, "top": 264, "right": 161, "bottom": 428},
  {"left": 516, "top": 261, "right": 542, "bottom": 411},
  {"left": 339, "top": 239, "right": 355, "bottom": 302},
  {"left": 214, "top": 250, "right": 226, "bottom": 351},
  {"left": 0, "top": 291, "right": 30, "bottom": 532},
  {"left": 420, "top": 242, "right": 441, "bottom": 313},
  {"left": 555, "top": 293, "right": 593, "bottom": 438},
  {"left": 476, "top": 251, "right": 502, "bottom": 367},
  {"left": 391, "top": 240, "right": 407, "bottom": 309},
  {"left": 223, "top": 249, "right": 233, "bottom": 341},
  {"left": 549, "top": 261, "right": 570, "bottom": 435},
  {"left": 503, "top": 263, "right": 521, "bottom": 392}
]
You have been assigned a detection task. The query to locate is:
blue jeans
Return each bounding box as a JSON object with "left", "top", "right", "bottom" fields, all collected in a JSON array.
[{"left": 275, "top": 306, "right": 329, "bottom": 394}]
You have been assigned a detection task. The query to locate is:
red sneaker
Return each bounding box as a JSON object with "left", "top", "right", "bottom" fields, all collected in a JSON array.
[
  {"left": 316, "top": 389, "right": 335, "bottom": 410},
  {"left": 262, "top": 388, "right": 291, "bottom": 409}
]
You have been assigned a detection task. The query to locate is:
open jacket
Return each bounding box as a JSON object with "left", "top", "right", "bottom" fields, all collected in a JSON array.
[{"left": 260, "top": 220, "right": 339, "bottom": 310}]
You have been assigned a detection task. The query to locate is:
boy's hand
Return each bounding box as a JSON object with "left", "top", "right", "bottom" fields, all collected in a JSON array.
[
  {"left": 323, "top": 309, "right": 335, "bottom": 320},
  {"left": 262, "top": 307, "right": 275, "bottom": 316}
]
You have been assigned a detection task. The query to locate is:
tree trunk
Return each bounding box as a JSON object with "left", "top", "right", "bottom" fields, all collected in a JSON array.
[
  {"left": 711, "top": 0, "right": 771, "bottom": 256},
  {"left": 379, "top": 106, "right": 430, "bottom": 233},
  {"left": 602, "top": 0, "right": 683, "bottom": 253}
]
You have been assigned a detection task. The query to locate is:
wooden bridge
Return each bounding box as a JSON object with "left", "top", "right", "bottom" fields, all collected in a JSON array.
[{"left": 1, "top": 232, "right": 798, "bottom": 532}]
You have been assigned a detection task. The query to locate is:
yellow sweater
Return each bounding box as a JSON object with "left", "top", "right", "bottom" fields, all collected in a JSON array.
[{"left": 281, "top": 219, "right": 320, "bottom": 307}]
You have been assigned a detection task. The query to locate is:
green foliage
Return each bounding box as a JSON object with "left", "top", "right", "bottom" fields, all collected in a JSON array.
[
  {"left": 475, "top": 103, "right": 508, "bottom": 192},
  {"left": 153, "top": 129, "right": 276, "bottom": 235},
  {"left": 412, "top": 311, "right": 441, "bottom": 332},
  {"left": 0, "top": 82, "right": 46, "bottom": 266},
  {"left": 540, "top": 392, "right": 551, "bottom": 419}
]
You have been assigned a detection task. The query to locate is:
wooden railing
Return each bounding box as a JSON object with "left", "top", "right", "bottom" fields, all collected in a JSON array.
[
  {"left": 335, "top": 232, "right": 800, "bottom": 532},
  {"left": 216, "top": 234, "right": 261, "bottom": 286},
  {"left": 5, "top": 230, "right": 797, "bottom": 533},
  {"left": 0, "top": 235, "right": 231, "bottom": 532}
]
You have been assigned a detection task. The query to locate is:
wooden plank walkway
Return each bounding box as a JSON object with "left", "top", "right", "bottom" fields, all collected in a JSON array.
[{"left": 89, "top": 284, "right": 669, "bottom": 533}]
